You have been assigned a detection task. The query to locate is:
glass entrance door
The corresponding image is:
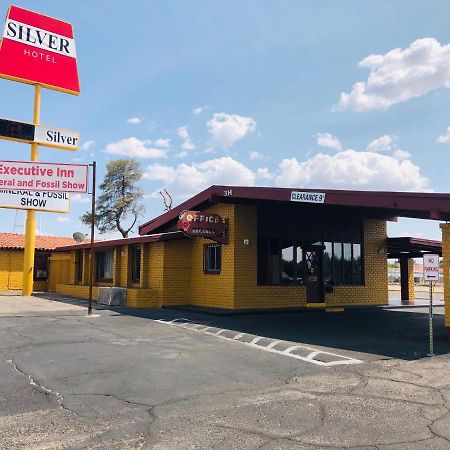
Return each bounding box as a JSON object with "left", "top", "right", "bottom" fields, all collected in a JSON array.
[{"left": 304, "top": 247, "right": 324, "bottom": 303}]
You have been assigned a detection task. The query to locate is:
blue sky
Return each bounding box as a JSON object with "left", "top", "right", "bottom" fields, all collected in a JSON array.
[{"left": 0, "top": 1, "right": 449, "bottom": 239}]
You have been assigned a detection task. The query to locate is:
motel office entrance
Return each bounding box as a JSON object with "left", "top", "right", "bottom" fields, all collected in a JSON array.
[{"left": 256, "top": 203, "right": 364, "bottom": 305}]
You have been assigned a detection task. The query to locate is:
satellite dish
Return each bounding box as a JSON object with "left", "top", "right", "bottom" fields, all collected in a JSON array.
[{"left": 73, "top": 232, "right": 87, "bottom": 243}]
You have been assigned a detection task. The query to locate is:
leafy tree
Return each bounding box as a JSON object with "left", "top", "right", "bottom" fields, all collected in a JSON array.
[{"left": 81, "top": 159, "right": 144, "bottom": 238}]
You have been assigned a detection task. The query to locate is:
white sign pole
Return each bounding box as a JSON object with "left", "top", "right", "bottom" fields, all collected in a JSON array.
[
  {"left": 428, "top": 280, "right": 434, "bottom": 357},
  {"left": 423, "top": 253, "right": 439, "bottom": 356}
]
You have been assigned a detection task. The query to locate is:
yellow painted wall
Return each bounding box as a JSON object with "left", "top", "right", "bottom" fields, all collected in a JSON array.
[
  {"left": 0, "top": 249, "right": 51, "bottom": 291},
  {"left": 188, "top": 203, "right": 236, "bottom": 308},
  {"left": 0, "top": 250, "right": 25, "bottom": 290}
]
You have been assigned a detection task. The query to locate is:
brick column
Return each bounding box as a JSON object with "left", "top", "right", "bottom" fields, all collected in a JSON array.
[
  {"left": 440, "top": 224, "right": 450, "bottom": 337},
  {"left": 400, "top": 256, "right": 415, "bottom": 303}
]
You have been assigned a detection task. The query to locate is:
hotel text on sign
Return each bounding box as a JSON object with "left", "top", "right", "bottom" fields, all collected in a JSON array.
[
  {"left": 0, "top": 160, "right": 88, "bottom": 193},
  {"left": 0, "top": 5, "right": 80, "bottom": 94},
  {"left": 423, "top": 254, "right": 440, "bottom": 282}
]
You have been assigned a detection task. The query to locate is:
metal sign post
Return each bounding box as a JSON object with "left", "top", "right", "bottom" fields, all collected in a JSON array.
[
  {"left": 423, "top": 253, "right": 439, "bottom": 356},
  {"left": 428, "top": 280, "right": 434, "bottom": 356},
  {"left": 88, "top": 161, "right": 96, "bottom": 315}
]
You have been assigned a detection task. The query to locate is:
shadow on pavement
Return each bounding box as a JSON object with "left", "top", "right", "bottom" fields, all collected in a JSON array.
[{"left": 35, "top": 292, "right": 450, "bottom": 361}]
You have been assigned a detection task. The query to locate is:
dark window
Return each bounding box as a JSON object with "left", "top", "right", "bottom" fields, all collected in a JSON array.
[
  {"left": 204, "top": 244, "right": 221, "bottom": 273},
  {"left": 96, "top": 249, "right": 113, "bottom": 280},
  {"left": 323, "top": 242, "right": 333, "bottom": 284},
  {"left": 296, "top": 245, "right": 304, "bottom": 284},
  {"left": 131, "top": 245, "right": 141, "bottom": 282},
  {"left": 353, "top": 243, "right": 363, "bottom": 284},
  {"left": 343, "top": 243, "right": 353, "bottom": 284},
  {"left": 324, "top": 241, "right": 364, "bottom": 286},
  {"left": 75, "top": 250, "right": 83, "bottom": 283},
  {"left": 281, "top": 240, "right": 295, "bottom": 284},
  {"left": 34, "top": 253, "right": 48, "bottom": 280},
  {"left": 269, "top": 239, "right": 281, "bottom": 284},
  {"left": 257, "top": 239, "right": 305, "bottom": 286},
  {"left": 333, "top": 242, "right": 343, "bottom": 284},
  {"left": 257, "top": 238, "right": 268, "bottom": 284}
]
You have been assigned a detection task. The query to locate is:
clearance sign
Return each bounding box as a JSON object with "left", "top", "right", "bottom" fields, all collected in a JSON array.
[{"left": 0, "top": 5, "right": 80, "bottom": 94}]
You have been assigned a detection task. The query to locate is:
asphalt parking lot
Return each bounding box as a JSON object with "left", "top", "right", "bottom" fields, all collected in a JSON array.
[{"left": 1, "top": 294, "right": 450, "bottom": 449}]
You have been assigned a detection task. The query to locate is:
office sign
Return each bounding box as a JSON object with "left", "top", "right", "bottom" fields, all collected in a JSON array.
[
  {"left": 0, "top": 118, "right": 79, "bottom": 150},
  {"left": 0, "top": 160, "right": 88, "bottom": 193},
  {"left": 0, "top": 5, "right": 80, "bottom": 94},
  {"left": 0, "top": 190, "right": 69, "bottom": 212},
  {"left": 290, "top": 191, "right": 326, "bottom": 203},
  {"left": 423, "top": 254, "right": 440, "bottom": 282},
  {"left": 178, "top": 210, "right": 228, "bottom": 244}
]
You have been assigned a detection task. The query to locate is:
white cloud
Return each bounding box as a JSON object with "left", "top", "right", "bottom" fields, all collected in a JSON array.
[
  {"left": 249, "top": 150, "right": 266, "bottom": 160},
  {"left": 174, "top": 151, "right": 188, "bottom": 158},
  {"left": 436, "top": 126, "right": 450, "bottom": 143},
  {"left": 392, "top": 149, "right": 411, "bottom": 160},
  {"left": 335, "top": 38, "right": 450, "bottom": 111},
  {"left": 177, "top": 126, "right": 195, "bottom": 151},
  {"left": 366, "top": 135, "right": 395, "bottom": 152},
  {"left": 127, "top": 117, "right": 142, "bottom": 124},
  {"left": 143, "top": 156, "right": 255, "bottom": 197},
  {"left": 57, "top": 216, "right": 72, "bottom": 223},
  {"left": 154, "top": 138, "right": 171, "bottom": 149},
  {"left": 274, "top": 150, "right": 428, "bottom": 192},
  {"left": 71, "top": 194, "right": 90, "bottom": 204},
  {"left": 315, "top": 133, "right": 342, "bottom": 151},
  {"left": 207, "top": 113, "right": 256, "bottom": 150},
  {"left": 104, "top": 137, "right": 167, "bottom": 159},
  {"left": 256, "top": 167, "right": 275, "bottom": 180},
  {"left": 80, "top": 140, "right": 95, "bottom": 151},
  {"left": 193, "top": 106, "right": 208, "bottom": 115}
]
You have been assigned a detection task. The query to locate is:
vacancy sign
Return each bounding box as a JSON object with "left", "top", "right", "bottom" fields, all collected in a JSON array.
[
  {"left": 423, "top": 254, "right": 440, "bottom": 282},
  {"left": 0, "top": 5, "right": 80, "bottom": 94},
  {"left": 0, "top": 190, "right": 69, "bottom": 212},
  {"left": 0, "top": 160, "right": 88, "bottom": 193}
]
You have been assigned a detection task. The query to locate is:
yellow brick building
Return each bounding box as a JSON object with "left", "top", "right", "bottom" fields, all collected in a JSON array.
[
  {"left": 49, "top": 185, "right": 450, "bottom": 335},
  {"left": 0, "top": 233, "right": 75, "bottom": 291}
]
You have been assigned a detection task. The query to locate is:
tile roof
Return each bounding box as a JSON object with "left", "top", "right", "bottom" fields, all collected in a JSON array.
[{"left": 0, "top": 233, "right": 76, "bottom": 250}]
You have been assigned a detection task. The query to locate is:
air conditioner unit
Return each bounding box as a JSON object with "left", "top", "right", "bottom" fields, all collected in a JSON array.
[{"left": 97, "top": 287, "right": 126, "bottom": 306}]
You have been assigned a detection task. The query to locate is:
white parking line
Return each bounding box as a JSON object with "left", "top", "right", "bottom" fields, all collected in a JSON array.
[{"left": 156, "top": 318, "right": 363, "bottom": 367}]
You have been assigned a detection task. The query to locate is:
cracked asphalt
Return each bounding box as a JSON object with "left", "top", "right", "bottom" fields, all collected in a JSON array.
[{"left": 1, "top": 294, "right": 450, "bottom": 449}]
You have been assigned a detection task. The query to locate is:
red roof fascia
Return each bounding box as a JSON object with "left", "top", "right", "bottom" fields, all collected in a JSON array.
[
  {"left": 54, "top": 230, "right": 186, "bottom": 252},
  {"left": 139, "top": 185, "right": 450, "bottom": 235},
  {"left": 0, "top": 233, "right": 75, "bottom": 250}
]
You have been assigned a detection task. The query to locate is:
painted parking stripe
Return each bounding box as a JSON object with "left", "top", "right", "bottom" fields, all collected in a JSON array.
[{"left": 155, "top": 318, "right": 362, "bottom": 367}]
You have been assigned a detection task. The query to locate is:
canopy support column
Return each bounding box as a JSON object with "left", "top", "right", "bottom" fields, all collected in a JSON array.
[
  {"left": 440, "top": 224, "right": 450, "bottom": 338},
  {"left": 400, "top": 256, "right": 415, "bottom": 304}
]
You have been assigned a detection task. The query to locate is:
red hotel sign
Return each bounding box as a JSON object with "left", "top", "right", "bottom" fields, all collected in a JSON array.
[
  {"left": 0, "top": 5, "right": 80, "bottom": 95},
  {"left": 0, "top": 160, "right": 88, "bottom": 193},
  {"left": 178, "top": 210, "right": 228, "bottom": 244}
]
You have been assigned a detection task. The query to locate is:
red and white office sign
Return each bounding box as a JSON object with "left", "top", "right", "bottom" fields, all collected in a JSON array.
[
  {"left": 0, "top": 5, "right": 80, "bottom": 95},
  {"left": 0, "top": 160, "right": 88, "bottom": 193},
  {"left": 178, "top": 210, "right": 228, "bottom": 244},
  {"left": 423, "top": 254, "right": 440, "bottom": 282}
]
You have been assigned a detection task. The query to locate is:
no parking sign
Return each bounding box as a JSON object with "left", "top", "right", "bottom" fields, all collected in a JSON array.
[{"left": 423, "top": 254, "right": 440, "bottom": 282}]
